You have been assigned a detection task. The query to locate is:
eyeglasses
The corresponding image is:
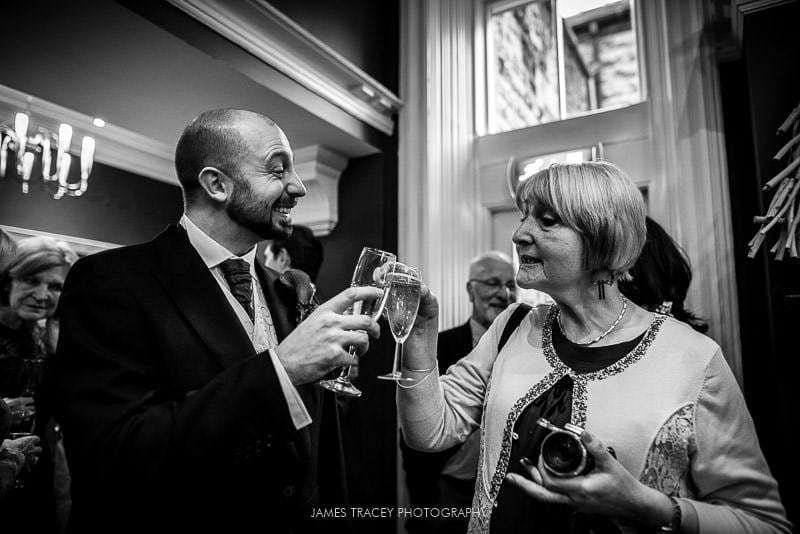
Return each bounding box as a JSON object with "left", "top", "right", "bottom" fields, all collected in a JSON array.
[{"left": 469, "top": 278, "right": 517, "bottom": 293}]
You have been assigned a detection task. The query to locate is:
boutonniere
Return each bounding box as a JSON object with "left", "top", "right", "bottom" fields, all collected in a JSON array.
[{"left": 279, "top": 268, "right": 320, "bottom": 322}]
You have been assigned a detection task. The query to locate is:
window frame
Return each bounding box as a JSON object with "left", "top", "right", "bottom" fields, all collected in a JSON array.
[{"left": 478, "top": 0, "right": 646, "bottom": 136}]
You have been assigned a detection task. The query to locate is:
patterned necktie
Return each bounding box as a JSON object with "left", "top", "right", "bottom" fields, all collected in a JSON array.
[{"left": 219, "top": 258, "right": 254, "bottom": 321}]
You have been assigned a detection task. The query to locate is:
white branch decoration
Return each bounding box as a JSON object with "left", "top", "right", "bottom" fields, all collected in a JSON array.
[{"left": 748, "top": 100, "right": 800, "bottom": 260}]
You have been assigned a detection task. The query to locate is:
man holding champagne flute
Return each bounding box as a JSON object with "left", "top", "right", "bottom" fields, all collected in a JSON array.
[{"left": 50, "top": 109, "right": 381, "bottom": 533}]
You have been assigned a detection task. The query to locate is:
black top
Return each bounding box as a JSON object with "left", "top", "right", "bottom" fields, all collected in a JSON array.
[
  {"left": 552, "top": 320, "right": 645, "bottom": 374},
  {"left": 0, "top": 321, "right": 48, "bottom": 398},
  {"left": 490, "top": 319, "right": 646, "bottom": 534}
]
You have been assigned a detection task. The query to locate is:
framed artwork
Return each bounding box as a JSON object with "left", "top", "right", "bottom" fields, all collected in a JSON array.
[{"left": 0, "top": 224, "right": 119, "bottom": 257}]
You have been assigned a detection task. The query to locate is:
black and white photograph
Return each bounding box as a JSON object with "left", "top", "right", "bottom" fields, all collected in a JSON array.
[{"left": 0, "top": 1, "right": 797, "bottom": 533}]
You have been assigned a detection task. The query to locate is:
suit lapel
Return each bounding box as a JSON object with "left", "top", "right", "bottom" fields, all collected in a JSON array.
[{"left": 152, "top": 226, "right": 256, "bottom": 370}]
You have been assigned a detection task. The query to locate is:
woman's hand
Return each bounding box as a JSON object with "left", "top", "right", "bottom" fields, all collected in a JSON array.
[
  {"left": 505, "top": 430, "right": 674, "bottom": 528},
  {"left": 400, "top": 283, "right": 439, "bottom": 375},
  {"left": 5, "top": 435, "right": 42, "bottom": 466}
]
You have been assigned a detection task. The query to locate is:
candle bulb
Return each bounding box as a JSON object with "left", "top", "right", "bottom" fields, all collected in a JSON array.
[
  {"left": 14, "top": 112, "right": 29, "bottom": 140},
  {"left": 58, "top": 153, "right": 72, "bottom": 187},
  {"left": 57, "top": 123, "right": 73, "bottom": 163},
  {"left": 21, "top": 152, "right": 35, "bottom": 193},
  {"left": 80, "top": 136, "right": 95, "bottom": 178},
  {"left": 14, "top": 113, "right": 29, "bottom": 171}
]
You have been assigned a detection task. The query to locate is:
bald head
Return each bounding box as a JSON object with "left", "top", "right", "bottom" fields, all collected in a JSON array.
[
  {"left": 468, "top": 251, "right": 513, "bottom": 279},
  {"left": 174, "top": 109, "right": 277, "bottom": 204},
  {"left": 467, "top": 251, "right": 516, "bottom": 328}
]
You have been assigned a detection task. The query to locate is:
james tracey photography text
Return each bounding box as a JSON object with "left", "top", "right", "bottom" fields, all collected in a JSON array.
[{"left": 310, "top": 507, "right": 479, "bottom": 519}]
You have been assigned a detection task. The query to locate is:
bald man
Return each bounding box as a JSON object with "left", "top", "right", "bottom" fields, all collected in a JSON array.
[
  {"left": 401, "top": 252, "right": 516, "bottom": 534},
  {"left": 51, "top": 110, "right": 378, "bottom": 533}
]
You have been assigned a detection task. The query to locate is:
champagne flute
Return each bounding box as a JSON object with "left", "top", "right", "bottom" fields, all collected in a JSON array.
[
  {"left": 378, "top": 263, "right": 421, "bottom": 382},
  {"left": 14, "top": 358, "right": 45, "bottom": 432},
  {"left": 319, "top": 247, "right": 395, "bottom": 397}
]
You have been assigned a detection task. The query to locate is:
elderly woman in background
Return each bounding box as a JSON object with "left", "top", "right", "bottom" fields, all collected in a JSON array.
[
  {"left": 0, "top": 229, "right": 43, "bottom": 502},
  {"left": 398, "top": 162, "right": 790, "bottom": 533},
  {"left": 0, "top": 235, "right": 76, "bottom": 531},
  {"left": 1, "top": 236, "right": 77, "bottom": 402}
]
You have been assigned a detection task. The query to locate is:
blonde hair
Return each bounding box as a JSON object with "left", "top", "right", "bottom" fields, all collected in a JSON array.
[
  {"left": 1, "top": 236, "right": 78, "bottom": 304},
  {"left": 515, "top": 161, "right": 646, "bottom": 280},
  {"left": 0, "top": 229, "right": 17, "bottom": 275}
]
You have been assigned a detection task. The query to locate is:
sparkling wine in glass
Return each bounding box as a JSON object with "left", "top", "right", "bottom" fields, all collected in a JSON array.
[
  {"left": 318, "top": 247, "right": 395, "bottom": 397},
  {"left": 378, "top": 263, "right": 421, "bottom": 382}
]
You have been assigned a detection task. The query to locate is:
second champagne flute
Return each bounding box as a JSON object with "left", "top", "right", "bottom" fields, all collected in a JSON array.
[
  {"left": 378, "top": 263, "right": 421, "bottom": 382},
  {"left": 318, "top": 247, "right": 395, "bottom": 397}
]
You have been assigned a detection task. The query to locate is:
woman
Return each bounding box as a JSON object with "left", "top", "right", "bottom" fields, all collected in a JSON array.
[
  {"left": 0, "top": 235, "right": 76, "bottom": 531},
  {"left": 1, "top": 236, "right": 77, "bottom": 401},
  {"left": 619, "top": 216, "right": 708, "bottom": 333},
  {"left": 398, "top": 162, "right": 790, "bottom": 533}
]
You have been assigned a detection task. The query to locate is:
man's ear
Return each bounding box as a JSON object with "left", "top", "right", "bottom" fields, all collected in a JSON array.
[
  {"left": 466, "top": 282, "right": 475, "bottom": 303},
  {"left": 197, "top": 167, "right": 230, "bottom": 202}
]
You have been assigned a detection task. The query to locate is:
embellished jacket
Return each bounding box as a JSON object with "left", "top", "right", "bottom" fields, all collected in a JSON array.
[{"left": 398, "top": 304, "right": 790, "bottom": 533}]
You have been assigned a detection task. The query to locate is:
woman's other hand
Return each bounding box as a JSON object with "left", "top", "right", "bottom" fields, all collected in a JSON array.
[
  {"left": 505, "top": 430, "right": 674, "bottom": 529},
  {"left": 7, "top": 435, "right": 42, "bottom": 465}
]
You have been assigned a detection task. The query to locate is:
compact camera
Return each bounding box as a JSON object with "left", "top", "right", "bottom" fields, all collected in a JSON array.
[{"left": 536, "top": 418, "right": 615, "bottom": 477}]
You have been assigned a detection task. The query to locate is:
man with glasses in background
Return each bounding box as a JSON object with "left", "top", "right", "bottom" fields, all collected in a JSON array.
[{"left": 401, "top": 251, "right": 516, "bottom": 534}]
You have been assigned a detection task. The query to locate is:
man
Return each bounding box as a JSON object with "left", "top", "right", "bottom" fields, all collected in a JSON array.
[
  {"left": 401, "top": 252, "right": 516, "bottom": 534},
  {"left": 261, "top": 224, "right": 324, "bottom": 283},
  {"left": 50, "top": 110, "right": 380, "bottom": 533}
]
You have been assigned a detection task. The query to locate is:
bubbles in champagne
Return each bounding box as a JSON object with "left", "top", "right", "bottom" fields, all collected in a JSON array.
[
  {"left": 351, "top": 287, "right": 389, "bottom": 319},
  {"left": 386, "top": 273, "right": 421, "bottom": 343}
]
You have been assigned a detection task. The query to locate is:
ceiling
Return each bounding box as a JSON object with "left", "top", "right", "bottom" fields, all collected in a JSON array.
[{"left": 2, "top": 1, "right": 381, "bottom": 185}]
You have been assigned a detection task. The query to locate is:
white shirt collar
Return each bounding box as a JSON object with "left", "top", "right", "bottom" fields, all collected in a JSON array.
[{"left": 180, "top": 214, "right": 256, "bottom": 269}]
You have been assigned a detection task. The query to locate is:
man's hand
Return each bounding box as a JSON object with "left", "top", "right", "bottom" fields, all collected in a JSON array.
[{"left": 274, "top": 286, "right": 383, "bottom": 385}]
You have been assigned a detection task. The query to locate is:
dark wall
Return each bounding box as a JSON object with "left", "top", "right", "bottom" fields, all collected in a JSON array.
[
  {"left": 0, "top": 161, "right": 182, "bottom": 246},
  {"left": 267, "top": 0, "right": 399, "bottom": 94},
  {"left": 721, "top": 2, "right": 800, "bottom": 525},
  {"left": 255, "top": 4, "right": 400, "bottom": 528},
  {"left": 317, "top": 145, "right": 399, "bottom": 534}
]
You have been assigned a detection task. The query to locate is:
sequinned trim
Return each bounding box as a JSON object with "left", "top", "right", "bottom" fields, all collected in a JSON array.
[
  {"left": 640, "top": 403, "right": 697, "bottom": 499},
  {"left": 470, "top": 369, "right": 564, "bottom": 532},
  {"left": 571, "top": 376, "right": 588, "bottom": 426},
  {"left": 471, "top": 307, "right": 666, "bottom": 532},
  {"left": 544, "top": 305, "right": 666, "bottom": 383},
  {"left": 470, "top": 364, "right": 495, "bottom": 533}
]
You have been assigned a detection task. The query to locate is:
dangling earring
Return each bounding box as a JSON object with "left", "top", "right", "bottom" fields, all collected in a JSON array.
[{"left": 591, "top": 272, "right": 614, "bottom": 300}]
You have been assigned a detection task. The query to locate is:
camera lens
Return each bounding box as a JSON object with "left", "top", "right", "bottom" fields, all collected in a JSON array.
[{"left": 541, "top": 432, "right": 585, "bottom": 475}]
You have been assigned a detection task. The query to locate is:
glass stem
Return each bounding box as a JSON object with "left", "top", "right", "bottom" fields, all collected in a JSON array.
[
  {"left": 392, "top": 342, "right": 403, "bottom": 376},
  {"left": 337, "top": 346, "right": 358, "bottom": 380}
]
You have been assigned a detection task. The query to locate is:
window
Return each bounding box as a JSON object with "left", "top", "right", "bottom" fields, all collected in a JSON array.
[
  {"left": 486, "top": 0, "right": 642, "bottom": 134},
  {"left": 506, "top": 145, "right": 601, "bottom": 199}
]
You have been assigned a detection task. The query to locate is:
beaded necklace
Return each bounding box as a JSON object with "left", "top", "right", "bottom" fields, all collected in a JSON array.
[{"left": 557, "top": 296, "right": 628, "bottom": 346}]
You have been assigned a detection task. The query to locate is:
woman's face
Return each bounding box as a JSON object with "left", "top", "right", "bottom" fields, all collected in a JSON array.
[
  {"left": 8, "top": 265, "right": 68, "bottom": 322},
  {"left": 512, "top": 208, "right": 587, "bottom": 294}
]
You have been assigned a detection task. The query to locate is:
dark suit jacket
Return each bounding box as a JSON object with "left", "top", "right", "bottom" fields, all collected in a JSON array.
[
  {"left": 436, "top": 322, "right": 472, "bottom": 375},
  {"left": 400, "top": 321, "right": 473, "bottom": 528},
  {"left": 49, "top": 226, "right": 348, "bottom": 534}
]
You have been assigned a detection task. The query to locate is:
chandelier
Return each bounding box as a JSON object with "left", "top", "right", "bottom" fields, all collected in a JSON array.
[{"left": 0, "top": 112, "right": 95, "bottom": 199}]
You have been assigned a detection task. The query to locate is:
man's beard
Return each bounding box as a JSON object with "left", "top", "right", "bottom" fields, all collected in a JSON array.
[{"left": 226, "top": 176, "right": 292, "bottom": 240}]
